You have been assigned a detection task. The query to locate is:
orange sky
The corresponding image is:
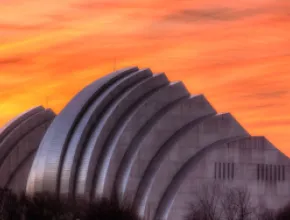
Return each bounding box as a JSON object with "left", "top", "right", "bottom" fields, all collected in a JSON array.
[{"left": 0, "top": 0, "right": 290, "bottom": 155}]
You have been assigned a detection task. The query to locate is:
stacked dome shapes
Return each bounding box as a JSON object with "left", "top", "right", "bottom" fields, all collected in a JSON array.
[
  {"left": 24, "top": 67, "right": 288, "bottom": 220},
  {"left": 0, "top": 106, "right": 55, "bottom": 193}
]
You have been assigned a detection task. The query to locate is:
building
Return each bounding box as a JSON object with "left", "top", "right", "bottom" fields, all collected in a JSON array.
[
  {"left": 0, "top": 106, "right": 55, "bottom": 194},
  {"left": 1, "top": 67, "right": 289, "bottom": 220}
]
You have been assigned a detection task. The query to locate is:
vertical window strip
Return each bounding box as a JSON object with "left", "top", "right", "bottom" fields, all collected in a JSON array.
[
  {"left": 278, "top": 165, "right": 281, "bottom": 181},
  {"left": 261, "top": 164, "right": 264, "bottom": 180},
  {"left": 282, "top": 165, "right": 285, "bottom": 181},
  {"left": 218, "top": 162, "right": 221, "bottom": 179},
  {"left": 274, "top": 165, "right": 277, "bottom": 182},
  {"left": 257, "top": 164, "right": 260, "bottom": 181},
  {"left": 214, "top": 162, "right": 217, "bottom": 179},
  {"left": 231, "top": 163, "right": 234, "bottom": 179},
  {"left": 270, "top": 165, "right": 272, "bottom": 181},
  {"left": 223, "top": 163, "right": 226, "bottom": 179},
  {"left": 228, "top": 163, "right": 231, "bottom": 179},
  {"left": 265, "top": 165, "right": 268, "bottom": 181}
]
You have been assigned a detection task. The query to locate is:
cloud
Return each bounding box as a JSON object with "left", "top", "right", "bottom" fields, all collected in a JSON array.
[
  {"left": 0, "top": 22, "right": 63, "bottom": 31},
  {"left": 252, "top": 90, "right": 288, "bottom": 99},
  {"left": 163, "top": 7, "right": 265, "bottom": 23},
  {"left": 0, "top": 57, "right": 22, "bottom": 65}
]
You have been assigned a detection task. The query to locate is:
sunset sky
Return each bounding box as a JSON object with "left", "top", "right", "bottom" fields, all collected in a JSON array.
[{"left": 0, "top": 0, "right": 289, "bottom": 155}]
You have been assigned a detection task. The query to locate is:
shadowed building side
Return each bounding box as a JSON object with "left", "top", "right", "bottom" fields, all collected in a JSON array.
[
  {"left": 0, "top": 106, "right": 55, "bottom": 194},
  {"left": 162, "top": 137, "right": 290, "bottom": 220}
]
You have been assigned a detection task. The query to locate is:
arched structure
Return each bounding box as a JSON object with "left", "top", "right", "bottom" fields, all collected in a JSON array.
[
  {"left": 0, "top": 66, "right": 283, "bottom": 220},
  {"left": 0, "top": 106, "right": 55, "bottom": 193}
]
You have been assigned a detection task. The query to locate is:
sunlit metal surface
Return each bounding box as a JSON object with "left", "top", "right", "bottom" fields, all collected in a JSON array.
[
  {"left": 26, "top": 67, "right": 139, "bottom": 194},
  {"left": 73, "top": 73, "right": 169, "bottom": 199},
  {"left": 117, "top": 95, "right": 216, "bottom": 206},
  {"left": 59, "top": 68, "right": 153, "bottom": 198}
]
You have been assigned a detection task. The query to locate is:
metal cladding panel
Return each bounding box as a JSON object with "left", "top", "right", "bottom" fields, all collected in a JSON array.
[
  {"left": 27, "top": 67, "right": 139, "bottom": 195},
  {"left": 2, "top": 120, "right": 53, "bottom": 190},
  {"left": 5, "top": 150, "right": 37, "bottom": 192},
  {"left": 113, "top": 82, "right": 190, "bottom": 199},
  {"left": 149, "top": 114, "right": 249, "bottom": 220},
  {"left": 91, "top": 74, "right": 169, "bottom": 199},
  {"left": 117, "top": 95, "right": 216, "bottom": 205},
  {"left": 0, "top": 106, "right": 44, "bottom": 143},
  {"left": 153, "top": 137, "right": 249, "bottom": 220},
  {"left": 0, "top": 109, "right": 55, "bottom": 167},
  {"left": 129, "top": 95, "right": 216, "bottom": 210},
  {"left": 0, "top": 108, "right": 55, "bottom": 194},
  {"left": 99, "top": 82, "right": 190, "bottom": 200},
  {"left": 0, "top": 116, "right": 54, "bottom": 187},
  {"left": 64, "top": 73, "right": 169, "bottom": 199},
  {"left": 58, "top": 68, "right": 154, "bottom": 197}
]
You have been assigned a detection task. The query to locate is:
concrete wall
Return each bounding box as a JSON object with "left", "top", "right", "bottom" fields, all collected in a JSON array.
[{"left": 169, "top": 137, "right": 290, "bottom": 220}]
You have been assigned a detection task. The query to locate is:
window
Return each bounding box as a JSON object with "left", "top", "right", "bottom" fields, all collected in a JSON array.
[
  {"left": 257, "top": 164, "right": 286, "bottom": 182},
  {"left": 257, "top": 164, "right": 260, "bottom": 180},
  {"left": 214, "top": 162, "right": 235, "bottom": 180}
]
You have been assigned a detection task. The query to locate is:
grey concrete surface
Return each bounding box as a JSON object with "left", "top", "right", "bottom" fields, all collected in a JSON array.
[{"left": 166, "top": 137, "right": 290, "bottom": 220}]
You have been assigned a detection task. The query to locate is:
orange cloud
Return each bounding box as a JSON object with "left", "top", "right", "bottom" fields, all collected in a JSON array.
[{"left": 0, "top": 0, "right": 290, "bottom": 155}]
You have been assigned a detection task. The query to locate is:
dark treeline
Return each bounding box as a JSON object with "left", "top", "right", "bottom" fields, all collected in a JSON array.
[
  {"left": 1, "top": 186, "right": 290, "bottom": 220},
  {"left": 185, "top": 183, "right": 290, "bottom": 220},
  {"left": 0, "top": 188, "right": 140, "bottom": 220}
]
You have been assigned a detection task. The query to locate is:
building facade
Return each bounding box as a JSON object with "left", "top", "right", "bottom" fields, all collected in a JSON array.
[{"left": 0, "top": 67, "right": 289, "bottom": 220}]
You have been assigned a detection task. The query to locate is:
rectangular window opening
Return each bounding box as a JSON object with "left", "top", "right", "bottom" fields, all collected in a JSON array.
[
  {"left": 269, "top": 165, "right": 272, "bottom": 181},
  {"left": 218, "top": 162, "right": 221, "bottom": 179},
  {"left": 231, "top": 163, "right": 234, "bottom": 179},
  {"left": 257, "top": 164, "right": 260, "bottom": 181},
  {"left": 228, "top": 163, "right": 231, "bottom": 179},
  {"left": 274, "top": 165, "right": 277, "bottom": 182},
  {"left": 223, "top": 163, "right": 226, "bottom": 179}
]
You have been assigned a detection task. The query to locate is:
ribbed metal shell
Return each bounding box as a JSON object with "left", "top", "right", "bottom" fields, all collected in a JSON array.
[
  {"left": 0, "top": 106, "right": 55, "bottom": 193},
  {"left": 20, "top": 67, "right": 287, "bottom": 220}
]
